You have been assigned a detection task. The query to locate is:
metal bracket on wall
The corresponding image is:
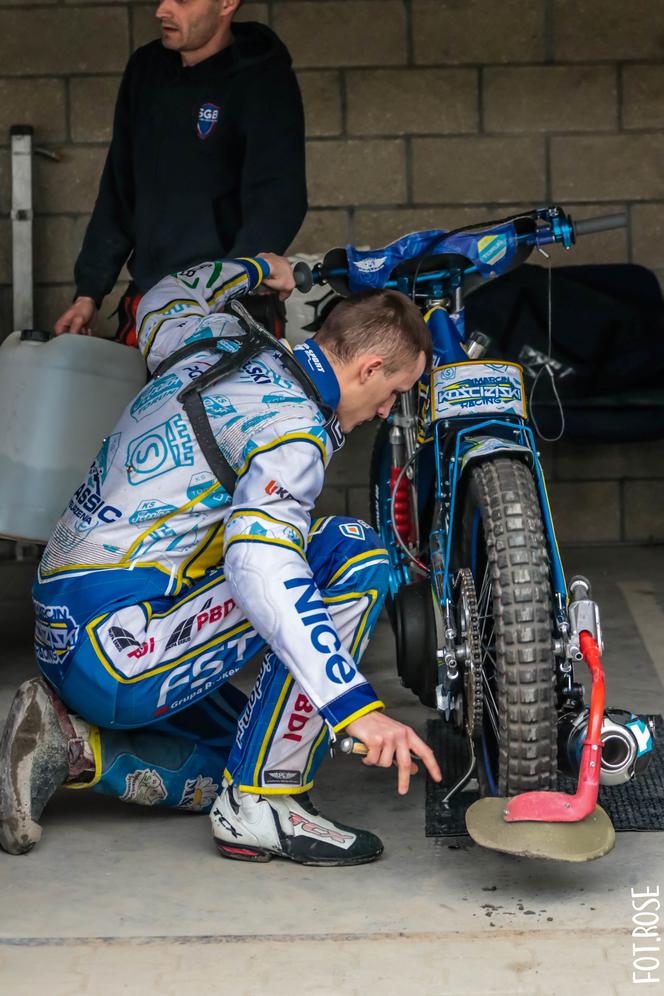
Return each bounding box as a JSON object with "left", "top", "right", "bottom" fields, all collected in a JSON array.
[{"left": 10, "top": 124, "right": 34, "bottom": 331}]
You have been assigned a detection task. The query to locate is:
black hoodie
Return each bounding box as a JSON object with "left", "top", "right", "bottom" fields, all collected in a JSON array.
[{"left": 74, "top": 23, "right": 307, "bottom": 304}]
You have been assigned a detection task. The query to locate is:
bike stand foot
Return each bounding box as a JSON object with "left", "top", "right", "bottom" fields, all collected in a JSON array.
[{"left": 465, "top": 797, "right": 615, "bottom": 861}]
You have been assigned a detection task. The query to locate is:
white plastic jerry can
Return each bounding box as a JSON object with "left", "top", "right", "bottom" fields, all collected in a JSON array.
[{"left": 0, "top": 330, "right": 146, "bottom": 543}]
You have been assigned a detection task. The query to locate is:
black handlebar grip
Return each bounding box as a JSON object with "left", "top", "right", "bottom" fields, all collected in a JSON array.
[
  {"left": 574, "top": 213, "right": 627, "bottom": 236},
  {"left": 293, "top": 261, "right": 314, "bottom": 293}
]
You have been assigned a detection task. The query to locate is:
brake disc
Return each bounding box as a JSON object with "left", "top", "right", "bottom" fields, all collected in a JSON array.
[{"left": 454, "top": 568, "right": 483, "bottom": 739}]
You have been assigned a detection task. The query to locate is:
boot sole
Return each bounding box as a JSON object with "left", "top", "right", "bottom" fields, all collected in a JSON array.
[
  {"left": 0, "top": 680, "right": 50, "bottom": 855},
  {"left": 215, "top": 840, "right": 383, "bottom": 867}
]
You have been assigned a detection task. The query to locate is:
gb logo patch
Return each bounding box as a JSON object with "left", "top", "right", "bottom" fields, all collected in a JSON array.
[{"left": 196, "top": 102, "right": 220, "bottom": 140}]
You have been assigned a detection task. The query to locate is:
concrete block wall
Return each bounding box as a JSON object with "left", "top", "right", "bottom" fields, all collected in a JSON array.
[{"left": 0, "top": 0, "right": 663, "bottom": 544}]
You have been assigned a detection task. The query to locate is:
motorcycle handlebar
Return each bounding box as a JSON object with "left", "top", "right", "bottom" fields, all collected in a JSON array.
[
  {"left": 573, "top": 212, "right": 627, "bottom": 236},
  {"left": 290, "top": 209, "right": 629, "bottom": 293},
  {"left": 293, "top": 260, "right": 314, "bottom": 293}
]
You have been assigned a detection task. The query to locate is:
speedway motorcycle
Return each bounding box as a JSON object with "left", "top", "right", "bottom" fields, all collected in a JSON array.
[{"left": 293, "top": 206, "right": 654, "bottom": 853}]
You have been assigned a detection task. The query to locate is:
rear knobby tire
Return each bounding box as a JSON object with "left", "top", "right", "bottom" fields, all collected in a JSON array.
[{"left": 461, "top": 458, "right": 557, "bottom": 796}]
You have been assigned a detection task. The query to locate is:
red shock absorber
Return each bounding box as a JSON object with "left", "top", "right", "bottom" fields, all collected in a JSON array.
[{"left": 390, "top": 466, "right": 416, "bottom": 546}]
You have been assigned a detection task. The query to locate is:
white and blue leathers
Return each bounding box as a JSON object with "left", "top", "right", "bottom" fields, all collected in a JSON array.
[{"left": 33, "top": 258, "right": 389, "bottom": 808}]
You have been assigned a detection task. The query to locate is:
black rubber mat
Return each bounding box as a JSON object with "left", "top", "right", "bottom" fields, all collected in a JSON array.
[{"left": 425, "top": 715, "right": 664, "bottom": 837}]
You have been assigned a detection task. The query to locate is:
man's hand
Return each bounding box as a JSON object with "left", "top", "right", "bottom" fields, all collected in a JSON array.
[
  {"left": 345, "top": 711, "right": 442, "bottom": 796},
  {"left": 257, "top": 252, "right": 295, "bottom": 301},
  {"left": 54, "top": 297, "right": 97, "bottom": 336}
]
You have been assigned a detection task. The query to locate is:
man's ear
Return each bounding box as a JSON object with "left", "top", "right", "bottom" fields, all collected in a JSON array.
[{"left": 358, "top": 355, "right": 384, "bottom": 384}]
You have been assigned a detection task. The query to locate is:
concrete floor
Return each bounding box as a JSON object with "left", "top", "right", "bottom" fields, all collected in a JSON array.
[{"left": 0, "top": 546, "right": 663, "bottom": 995}]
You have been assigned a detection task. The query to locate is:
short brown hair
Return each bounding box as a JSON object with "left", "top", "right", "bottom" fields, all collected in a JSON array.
[{"left": 315, "top": 289, "right": 432, "bottom": 374}]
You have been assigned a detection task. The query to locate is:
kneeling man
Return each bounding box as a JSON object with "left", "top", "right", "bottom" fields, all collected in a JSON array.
[{"left": 0, "top": 252, "right": 440, "bottom": 865}]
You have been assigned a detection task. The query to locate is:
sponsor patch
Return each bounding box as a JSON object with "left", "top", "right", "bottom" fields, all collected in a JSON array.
[
  {"left": 129, "top": 499, "right": 178, "bottom": 525},
  {"left": 284, "top": 577, "right": 356, "bottom": 686},
  {"left": 34, "top": 602, "right": 79, "bottom": 665},
  {"left": 477, "top": 233, "right": 508, "bottom": 266},
  {"left": 178, "top": 775, "right": 219, "bottom": 811},
  {"left": 430, "top": 362, "right": 526, "bottom": 420},
  {"left": 68, "top": 439, "right": 123, "bottom": 537},
  {"left": 203, "top": 394, "right": 236, "bottom": 418},
  {"left": 130, "top": 373, "right": 182, "bottom": 422},
  {"left": 121, "top": 769, "right": 167, "bottom": 806},
  {"left": 154, "top": 625, "right": 242, "bottom": 715},
  {"left": 196, "top": 102, "right": 220, "bottom": 140},
  {"left": 339, "top": 522, "right": 365, "bottom": 541},
  {"left": 187, "top": 471, "right": 230, "bottom": 508},
  {"left": 126, "top": 414, "right": 194, "bottom": 485},
  {"left": 264, "top": 770, "right": 301, "bottom": 786},
  {"left": 353, "top": 256, "right": 387, "bottom": 273},
  {"left": 265, "top": 479, "right": 293, "bottom": 500}
]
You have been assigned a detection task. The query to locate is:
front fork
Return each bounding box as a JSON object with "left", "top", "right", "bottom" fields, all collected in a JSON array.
[{"left": 388, "top": 391, "right": 420, "bottom": 558}]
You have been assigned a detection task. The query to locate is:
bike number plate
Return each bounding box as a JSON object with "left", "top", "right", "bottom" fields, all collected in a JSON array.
[{"left": 430, "top": 361, "right": 526, "bottom": 421}]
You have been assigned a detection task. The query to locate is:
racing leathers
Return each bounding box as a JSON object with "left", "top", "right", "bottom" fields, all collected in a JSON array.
[{"left": 33, "top": 257, "right": 389, "bottom": 809}]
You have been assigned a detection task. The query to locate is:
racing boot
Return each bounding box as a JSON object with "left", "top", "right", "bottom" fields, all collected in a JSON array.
[
  {"left": 0, "top": 677, "right": 95, "bottom": 855},
  {"left": 210, "top": 780, "right": 384, "bottom": 866}
]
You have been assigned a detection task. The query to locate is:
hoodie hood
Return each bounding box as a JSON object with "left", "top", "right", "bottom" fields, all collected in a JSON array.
[{"left": 157, "top": 21, "right": 292, "bottom": 80}]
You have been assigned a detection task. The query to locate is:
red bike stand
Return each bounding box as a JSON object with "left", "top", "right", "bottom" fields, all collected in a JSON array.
[{"left": 465, "top": 631, "right": 616, "bottom": 861}]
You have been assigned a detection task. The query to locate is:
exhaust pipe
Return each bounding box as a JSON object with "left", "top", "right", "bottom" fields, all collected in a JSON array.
[{"left": 559, "top": 708, "right": 654, "bottom": 786}]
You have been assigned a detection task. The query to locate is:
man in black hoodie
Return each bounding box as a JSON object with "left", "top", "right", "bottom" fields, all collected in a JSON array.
[{"left": 54, "top": 0, "right": 307, "bottom": 344}]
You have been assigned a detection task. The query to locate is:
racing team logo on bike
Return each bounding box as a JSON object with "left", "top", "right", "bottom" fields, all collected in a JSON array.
[
  {"left": 196, "top": 103, "right": 220, "bottom": 140},
  {"left": 431, "top": 362, "right": 526, "bottom": 420}
]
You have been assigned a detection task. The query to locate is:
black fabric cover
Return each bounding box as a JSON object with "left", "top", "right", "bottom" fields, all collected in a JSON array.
[{"left": 464, "top": 263, "right": 664, "bottom": 441}]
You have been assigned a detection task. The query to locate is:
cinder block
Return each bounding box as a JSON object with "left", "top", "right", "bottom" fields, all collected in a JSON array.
[
  {"left": 631, "top": 203, "right": 664, "bottom": 272},
  {"left": 553, "top": 0, "right": 664, "bottom": 61},
  {"left": 623, "top": 65, "right": 664, "bottom": 129},
  {"left": 288, "top": 209, "right": 350, "bottom": 255},
  {"left": 551, "top": 135, "right": 664, "bottom": 201},
  {"left": 545, "top": 481, "right": 621, "bottom": 543},
  {"left": 273, "top": 2, "right": 407, "bottom": 68},
  {"left": 298, "top": 70, "right": 342, "bottom": 137},
  {"left": 555, "top": 441, "right": 625, "bottom": 482},
  {"left": 412, "top": 137, "right": 545, "bottom": 204},
  {"left": 70, "top": 77, "right": 120, "bottom": 144},
  {"left": 413, "top": 0, "right": 545, "bottom": 65},
  {"left": 34, "top": 216, "right": 80, "bottom": 284},
  {"left": 35, "top": 147, "right": 108, "bottom": 214},
  {"left": 0, "top": 8, "right": 128, "bottom": 75},
  {"left": 326, "top": 422, "right": 379, "bottom": 488},
  {"left": 307, "top": 139, "right": 406, "bottom": 207},
  {"left": 132, "top": 4, "right": 159, "bottom": 48},
  {"left": 0, "top": 79, "right": 66, "bottom": 145},
  {"left": 556, "top": 440, "right": 664, "bottom": 482},
  {"left": 624, "top": 481, "right": 664, "bottom": 542},
  {"left": 347, "top": 68, "right": 478, "bottom": 136},
  {"left": 484, "top": 66, "right": 617, "bottom": 133},
  {"left": 313, "top": 486, "right": 348, "bottom": 519},
  {"left": 132, "top": 2, "right": 268, "bottom": 49},
  {"left": 234, "top": 3, "right": 269, "bottom": 24}
]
